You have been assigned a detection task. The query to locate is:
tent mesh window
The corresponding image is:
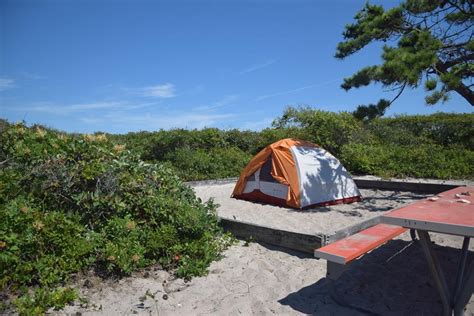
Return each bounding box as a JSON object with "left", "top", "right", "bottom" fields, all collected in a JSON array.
[{"left": 259, "top": 157, "right": 278, "bottom": 183}]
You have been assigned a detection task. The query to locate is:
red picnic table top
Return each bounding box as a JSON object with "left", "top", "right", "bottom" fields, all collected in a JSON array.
[{"left": 382, "top": 186, "right": 474, "bottom": 237}]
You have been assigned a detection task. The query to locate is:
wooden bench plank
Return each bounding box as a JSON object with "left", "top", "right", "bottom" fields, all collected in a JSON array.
[{"left": 314, "top": 224, "right": 407, "bottom": 265}]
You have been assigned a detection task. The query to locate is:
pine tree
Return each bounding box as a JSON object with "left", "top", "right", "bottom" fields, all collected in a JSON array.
[{"left": 337, "top": 0, "right": 473, "bottom": 120}]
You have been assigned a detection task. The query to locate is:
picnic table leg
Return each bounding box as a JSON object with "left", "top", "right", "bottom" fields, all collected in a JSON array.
[
  {"left": 410, "top": 229, "right": 417, "bottom": 241},
  {"left": 417, "top": 230, "right": 452, "bottom": 316},
  {"left": 454, "top": 249, "right": 473, "bottom": 316},
  {"left": 453, "top": 238, "right": 470, "bottom": 305}
]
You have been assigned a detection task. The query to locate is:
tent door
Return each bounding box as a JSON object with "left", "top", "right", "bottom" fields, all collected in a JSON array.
[
  {"left": 242, "top": 158, "right": 289, "bottom": 200},
  {"left": 243, "top": 169, "right": 260, "bottom": 193}
]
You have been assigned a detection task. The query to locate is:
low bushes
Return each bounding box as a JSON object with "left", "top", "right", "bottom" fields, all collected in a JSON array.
[
  {"left": 165, "top": 147, "right": 252, "bottom": 181},
  {"left": 340, "top": 143, "right": 474, "bottom": 179},
  {"left": 367, "top": 113, "right": 474, "bottom": 148},
  {"left": 111, "top": 108, "right": 473, "bottom": 181},
  {"left": 276, "top": 107, "right": 474, "bottom": 179},
  {"left": 0, "top": 123, "right": 233, "bottom": 314},
  {"left": 272, "top": 107, "right": 364, "bottom": 154}
]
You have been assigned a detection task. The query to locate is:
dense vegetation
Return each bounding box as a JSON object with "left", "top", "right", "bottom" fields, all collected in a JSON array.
[
  {"left": 109, "top": 108, "right": 474, "bottom": 180},
  {"left": 0, "top": 122, "right": 232, "bottom": 314},
  {"left": 0, "top": 109, "right": 472, "bottom": 313}
]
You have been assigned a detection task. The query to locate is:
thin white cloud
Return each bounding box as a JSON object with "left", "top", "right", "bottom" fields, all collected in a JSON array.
[
  {"left": 17, "top": 101, "right": 162, "bottom": 115},
  {"left": 240, "top": 59, "right": 277, "bottom": 74},
  {"left": 123, "top": 101, "right": 164, "bottom": 110},
  {"left": 194, "top": 94, "right": 239, "bottom": 111},
  {"left": 255, "top": 79, "right": 339, "bottom": 101},
  {"left": 0, "top": 78, "right": 15, "bottom": 91},
  {"left": 140, "top": 83, "right": 176, "bottom": 98},
  {"left": 101, "top": 112, "right": 236, "bottom": 130},
  {"left": 23, "top": 101, "right": 121, "bottom": 115}
]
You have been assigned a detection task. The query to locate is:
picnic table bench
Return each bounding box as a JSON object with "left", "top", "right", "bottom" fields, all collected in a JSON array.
[
  {"left": 314, "top": 223, "right": 407, "bottom": 279},
  {"left": 315, "top": 186, "right": 474, "bottom": 316}
]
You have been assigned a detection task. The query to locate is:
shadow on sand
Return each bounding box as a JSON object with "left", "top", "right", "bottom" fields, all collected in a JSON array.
[{"left": 263, "top": 239, "right": 471, "bottom": 315}]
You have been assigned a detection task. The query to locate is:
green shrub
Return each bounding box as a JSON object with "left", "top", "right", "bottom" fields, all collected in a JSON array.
[
  {"left": 165, "top": 147, "right": 251, "bottom": 181},
  {"left": 105, "top": 109, "right": 473, "bottom": 181},
  {"left": 142, "top": 128, "right": 227, "bottom": 161},
  {"left": 0, "top": 123, "right": 233, "bottom": 314},
  {"left": 1, "top": 198, "right": 94, "bottom": 288},
  {"left": 368, "top": 113, "right": 474, "bottom": 148},
  {"left": 223, "top": 129, "right": 264, "bottom": 154},
  {"left": 272, "top": 106, "right": 364, "bottom": 155},
  {"left": 14, "top": 287, "right": 78, "bottom": 315},
  {"left": 341, "top": 143, "right": 474, "bottom": 179},
  {"left": 272, "top": 108, "right": 473, "bottom": 179}
]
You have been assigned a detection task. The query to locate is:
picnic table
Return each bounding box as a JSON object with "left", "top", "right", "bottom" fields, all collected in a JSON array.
[{"left": 381, "top": 186, "right": 474, "bottom": 316}]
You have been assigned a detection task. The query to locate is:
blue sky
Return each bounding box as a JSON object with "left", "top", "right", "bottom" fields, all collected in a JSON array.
[{"left": 1, "top": 0, "right": 472, "bottom": 134}]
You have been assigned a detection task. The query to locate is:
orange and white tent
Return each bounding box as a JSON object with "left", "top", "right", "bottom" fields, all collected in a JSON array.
[{"left": 232, "top": 138, "right": 361, "bottom": 209}]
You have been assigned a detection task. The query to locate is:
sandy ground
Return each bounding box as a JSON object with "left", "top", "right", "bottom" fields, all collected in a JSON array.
[
  {"left": 57, "top": 180, "right": 473, "bottom": 315},
  {"left": 61, "top": 234, "right": 473, "bottom": 315},
  {"left": 192, "top": 182, "right": 429, "bottom": 236}
]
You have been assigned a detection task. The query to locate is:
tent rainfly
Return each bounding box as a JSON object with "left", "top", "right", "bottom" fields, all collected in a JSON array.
[{"left": 232, "top": 138, "right": 362, "bottom": 209}]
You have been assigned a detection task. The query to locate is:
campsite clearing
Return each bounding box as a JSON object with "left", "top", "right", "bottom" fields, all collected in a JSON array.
[
  {"left": 57, "top": 178, "right": 474, "bottom": 315},
  {"left": 193, "top": 181, "right": 428, "bottom": 237}
]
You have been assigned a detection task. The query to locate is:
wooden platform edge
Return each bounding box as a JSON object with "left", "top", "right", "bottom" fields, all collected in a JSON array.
[
  {"left": 218, "top": 215, "right": 398, "bottom": 254},
  {"left": 354, "top": 179, "right": 461, "bottom": 194},
  {"left": 186, "top": 177, "right": 465, "bottom": 194},
  {"left": 218, "top": 217, "right": 323, "bottom": 254},
  {"left": 186, "top": 178, "right": 239, "bottom": 187},
  {"left": 325, "top": 216, "right": 382, "bottom": 245}
]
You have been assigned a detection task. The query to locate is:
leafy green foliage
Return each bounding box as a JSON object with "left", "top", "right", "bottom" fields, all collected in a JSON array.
[
  {"left": 366, "top": 113, "right": 474, "bottom": 148},
  {"left": 0, "top": 123, "right": 233, "bottom": 314},
  {"left": 14, "top": 287, "right": 78, "bottom": 315},
  {"left": 341, "top": 143, "right": 473, "bottom": 179},
  {"left": 337, "top": 0, "right": 473, "bottom": 120},
  {"left": 108, "top": 107, "right": 473, "bottom": 181},
  {"left": 352, "top": 99, "right": 391, "bottom": 122},
  {"left": 166, "top": 147, "right": 252, "bottom": 181},
  {"left": 109, "top": 128, "right": 266, "bottom": 181},
  {"left": 272, "top": 106, "right": 364, "bottom": 154},
  {"left": 272, "top": 107, "right": 473, "bottom": 178}
]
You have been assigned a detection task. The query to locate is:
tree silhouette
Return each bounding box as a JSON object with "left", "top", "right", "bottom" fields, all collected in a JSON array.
[{"left": 337, "top": 0, "right": 473, "bottom": 120}]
